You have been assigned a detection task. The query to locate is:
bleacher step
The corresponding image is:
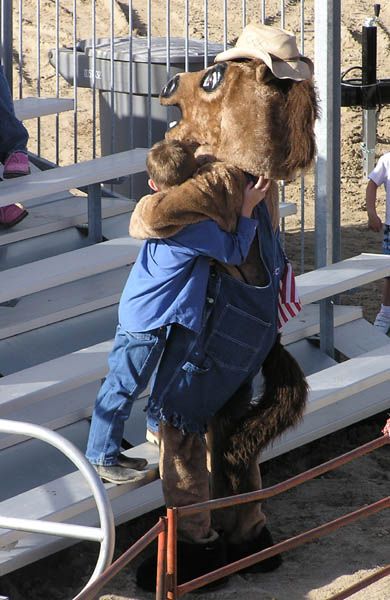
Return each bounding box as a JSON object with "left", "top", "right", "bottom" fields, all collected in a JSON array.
[
  {"left": 0, "top": 194, "right": 132, "bottom": 247},
  {"left": 0, "top": 198, "right": 292, "bottom": 260},
  {"left": 279, "top": 201, "right": 296, "bottom": 218},
  {"left": 0, "top": 477, "right": 163, "bottom": 577},
  {"left": 0, "top": 340, "right": 113, "bottom": 417},
  {"left": 0, "top": 237, "right": 143, "bottom": 304},
  {"left": 0, "top": 305, "right": 362, "bottom": 431},
  {"left": 0, "top": 380, "right": 149, "bottom": 453},
  {"left": 307, "top": 343, "right": 390, "bottom": 412},
  {"left": 2, "top": 250, "right": 389, "bottom": 311},
  {"left": 14, "top": 97, "right": 74, "bottom": 121},
  {"left": 0, "top": 442, "right": 159, "bottom": 551},
  {"left": 333, "top": 317, "right": 390, "bottom": 357},
  {"left": 281, "top": 304, "right": 362, "bottom": 345},
  {"left": 297, "top": 253, "right": 390, "bottom": 304},
  {"left": 266, "top": 379, "right": 390, "bottom": 460},
  {"left": 0, "top": 262, "right": 361, "bottom": 341},
  {"left": 0, "top": 149, "right": 148, "bottom": 209},
  {"left": 0, "top": 268, "right": 127, "bottom": 341}
]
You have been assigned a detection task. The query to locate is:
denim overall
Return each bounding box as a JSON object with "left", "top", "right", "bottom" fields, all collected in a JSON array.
[{"left": 147, "top": 202, "right": 286, "bottom": 434}]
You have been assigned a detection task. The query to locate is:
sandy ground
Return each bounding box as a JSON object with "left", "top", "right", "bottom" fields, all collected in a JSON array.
[{"left": 1, "top": 1, "right": 389, "bottom": 598}]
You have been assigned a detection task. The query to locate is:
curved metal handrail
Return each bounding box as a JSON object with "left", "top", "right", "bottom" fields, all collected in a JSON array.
[{"left": 0, "top": 419, "right": 115, "bottom": 598}]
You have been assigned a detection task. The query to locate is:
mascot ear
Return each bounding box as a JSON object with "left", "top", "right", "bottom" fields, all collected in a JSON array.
[
  {"left": 255, "top": 62, "right": 274, "bottom": 84},
  {"left": 284, "top": 79, "right": 319, "bottom": 175}
]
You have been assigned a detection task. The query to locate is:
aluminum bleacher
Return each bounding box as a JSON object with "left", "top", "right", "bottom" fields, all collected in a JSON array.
[{"left": 0, "top": 149, "right": 389, "bottom": 579}]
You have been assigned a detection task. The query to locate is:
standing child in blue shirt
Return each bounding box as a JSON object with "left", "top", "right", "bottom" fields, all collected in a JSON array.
[{"left": 86, "top": 139, "right": 269, "bottom": 483}]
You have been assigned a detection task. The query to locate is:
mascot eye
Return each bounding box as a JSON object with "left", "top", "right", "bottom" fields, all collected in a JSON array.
[
  {"left": 200, "top": 63, "right": 227, "bottom": 93},
  {"left": 161, "top": 75, "right": 180, "bottom": 98}
]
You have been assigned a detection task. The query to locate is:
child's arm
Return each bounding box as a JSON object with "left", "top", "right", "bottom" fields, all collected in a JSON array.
[
  {"left": 366, "top": 179, "right": 382, "bottom": 232},
  {"left": 169, "top": 218, "right": 257, "bottom": 265}
]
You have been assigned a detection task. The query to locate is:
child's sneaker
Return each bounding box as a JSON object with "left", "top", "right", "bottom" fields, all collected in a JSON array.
[
  {"left": 373, "top": 311, "right": 390, "bottom": 335},
  {"left": 3, "top": 151, "right": 31, "bottom": 178},
  {"left": 0, "top": 203, "right": 28, "bottom": 228}
]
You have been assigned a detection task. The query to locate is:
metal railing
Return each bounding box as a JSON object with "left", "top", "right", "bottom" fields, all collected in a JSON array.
[
  {"left": 73, "top": 429, "right": 390, "bottom": 600},
  {"left": 0, "top": 0, "right": 311, "bottom": 269},
  {"left": 0, "top": 419, "right": 115, "bottom": 599}
]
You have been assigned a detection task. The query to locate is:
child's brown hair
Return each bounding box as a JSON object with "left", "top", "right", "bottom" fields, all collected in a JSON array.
[{"left": 146, "top": 140, "right": 198, "bottom": 188}]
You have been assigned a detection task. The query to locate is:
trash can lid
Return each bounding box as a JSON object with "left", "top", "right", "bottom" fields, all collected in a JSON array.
[{"left": 79, "top": 36, "right": 225, "bottom": 63}]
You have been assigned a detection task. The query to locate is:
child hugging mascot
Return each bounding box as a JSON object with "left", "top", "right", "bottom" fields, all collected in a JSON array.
[{"left": 135, "top": 22, "right": 319, "bottom": 590}]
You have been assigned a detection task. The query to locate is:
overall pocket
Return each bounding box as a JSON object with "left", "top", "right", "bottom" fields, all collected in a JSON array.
[{"left": 205, "top": 303, "right": 271, "bottom": 371}]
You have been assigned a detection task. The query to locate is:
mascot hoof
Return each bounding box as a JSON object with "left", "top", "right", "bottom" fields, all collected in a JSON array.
[
  {"left": 136, "top": 535, "right": 229, "bottom": 592},
  {"left": 227, "top": 526, "right": 282, "bottom": 574}
]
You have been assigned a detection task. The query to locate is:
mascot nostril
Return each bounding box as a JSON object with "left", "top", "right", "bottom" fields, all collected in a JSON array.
[{"left": 161, "top": 74, "right": 180, "bottom": 98}]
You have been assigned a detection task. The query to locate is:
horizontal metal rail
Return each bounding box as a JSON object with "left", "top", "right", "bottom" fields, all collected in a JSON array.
[
  {"left": 0, "top": 517, "right": 102, "bottom": 542},
  {"left": 177, "top": 435, "right": 389, "bottom": 516}
]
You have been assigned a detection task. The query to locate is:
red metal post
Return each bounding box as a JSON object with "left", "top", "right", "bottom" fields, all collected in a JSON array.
[
  {"left": 166, "top": 508, "right": 178, "bottom": 600},
  {"left": 156, "top": 517, "right": 168, "bottom": 600}
]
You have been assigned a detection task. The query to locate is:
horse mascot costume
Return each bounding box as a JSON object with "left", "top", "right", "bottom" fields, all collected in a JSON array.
[{"left": 134, "top": 22, "right": 319, "bottom": 590}]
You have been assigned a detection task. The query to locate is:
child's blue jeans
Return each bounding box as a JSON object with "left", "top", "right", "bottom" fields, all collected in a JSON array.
[
  {"left": 0, "top": 65, "right": 29, "bottom": 162},
  {"left": 86, "top": 324, "right": 167, "bottom": 466}
]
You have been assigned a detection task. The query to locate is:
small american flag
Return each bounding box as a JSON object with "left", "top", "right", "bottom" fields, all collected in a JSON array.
[{"left": 277, "top": 261, "right": 302, "bottom": 330}]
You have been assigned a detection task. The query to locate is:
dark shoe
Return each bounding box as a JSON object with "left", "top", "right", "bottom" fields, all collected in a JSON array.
[
  {"left": 94, "top": 464, "right": 149, "bottom": 485},
  {"left": 3, "top": 151, "right": 31, "bottom": 178},
  {"left": 116, "top": 454, "right": 148, "bottom": 470},
  {"left": 227, "top": 526, "right": 283, "bottom": 574},
  {"left": 0, "top": 203, "right": 28, "bottom": 228},
  {"left": 136, "top": 535, "right": 229, "bottom": 593}
]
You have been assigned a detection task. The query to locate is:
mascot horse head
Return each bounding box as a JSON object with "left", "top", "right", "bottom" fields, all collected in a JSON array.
[{"left": 160, "top": 22, "right": 319, "bottom": 182}]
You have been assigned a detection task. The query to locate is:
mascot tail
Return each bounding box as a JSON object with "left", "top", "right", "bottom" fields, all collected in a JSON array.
[{"left": 223, "top": 335, "right": 308, "bottom": 491}]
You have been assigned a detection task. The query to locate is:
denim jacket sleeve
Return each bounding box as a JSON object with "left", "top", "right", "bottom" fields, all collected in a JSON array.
[{"left": 168, "top": 217, "right": 258, "bottom": 265}]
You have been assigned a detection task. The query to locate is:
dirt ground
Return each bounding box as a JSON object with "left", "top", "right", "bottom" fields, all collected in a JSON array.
[{"left": 1, "top": 1, "right": 389, "bottom": 598}]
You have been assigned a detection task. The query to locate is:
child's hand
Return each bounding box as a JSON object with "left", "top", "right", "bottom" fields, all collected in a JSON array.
[
  {"left": 368, "top": 213, "right": 382, "bottom": 232},
  {"left": 241, "top": 176, "right": 270, "bottom": 218}
]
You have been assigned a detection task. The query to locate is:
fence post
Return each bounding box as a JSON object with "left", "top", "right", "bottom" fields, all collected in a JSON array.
[
  {"left": 0, "top": 0, "right": 13, "bottom": 90},
  {"left": 156, "top": 517, "right": 168, "bottom": 600},
  {"left": 87, "top": 183, "right": 103, "bottom": 243},
  {"left": 166, "top": 508, "right": 178, "bottom": 600},
  {"left": 314, "top": 0, "right": 341, "bottom": 357}
]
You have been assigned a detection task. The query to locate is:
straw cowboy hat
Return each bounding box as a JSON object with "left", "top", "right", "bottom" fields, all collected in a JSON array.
[{"left": 215, "top": 22, "right": 313, "bottom": 81}]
